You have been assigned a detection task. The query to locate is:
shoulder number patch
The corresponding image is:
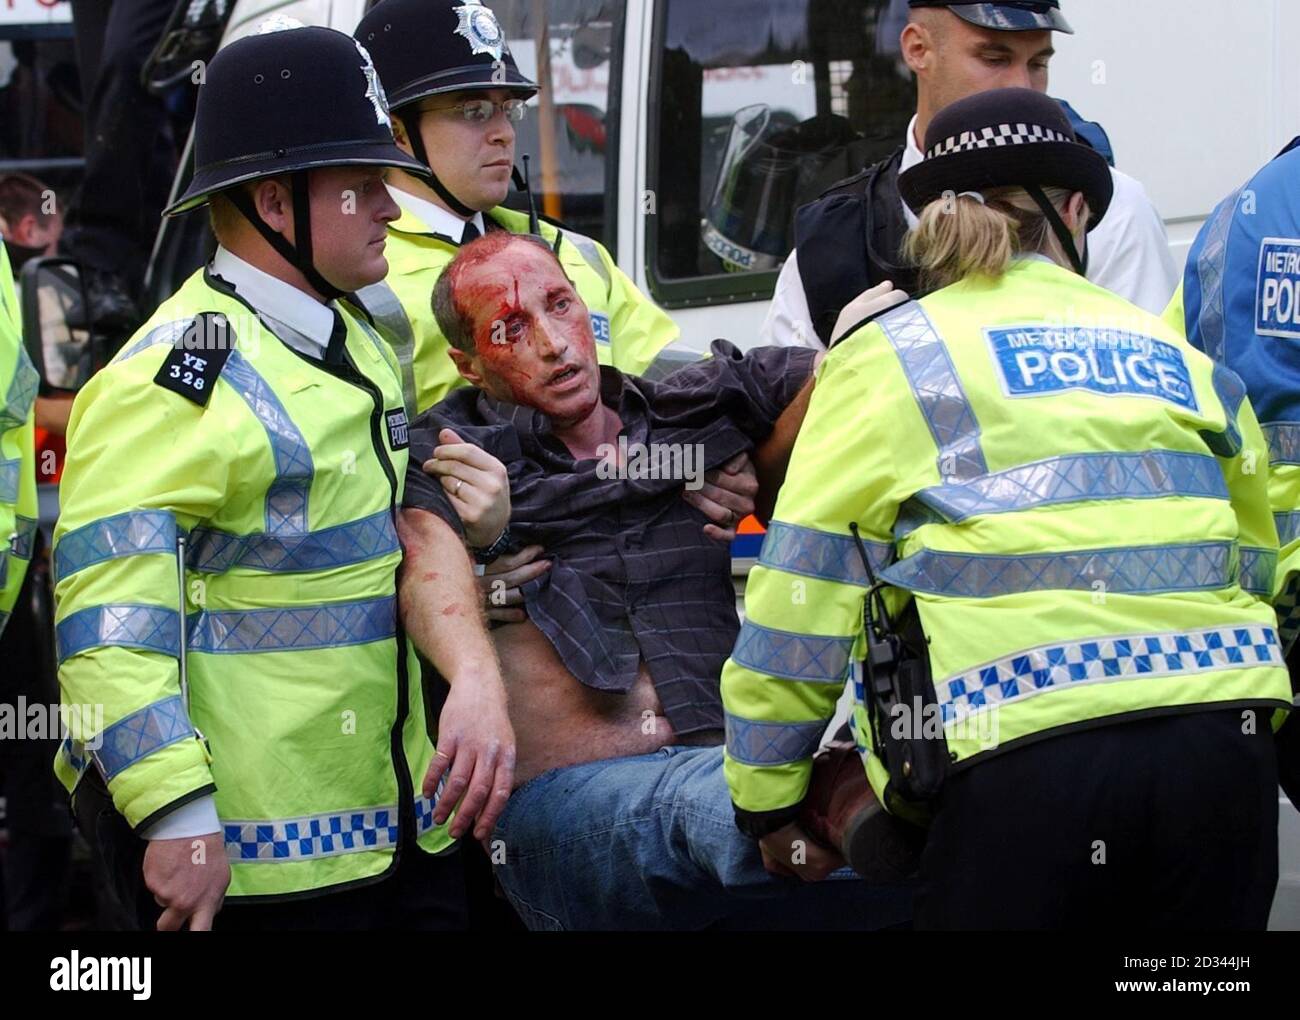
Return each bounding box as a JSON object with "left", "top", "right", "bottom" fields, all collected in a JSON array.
[
  {"left": 985, "top": 325, "right": 1198, "bottom": 412},
  {"left": 152, "top": 313, "right": 236, "bottom": 407}
]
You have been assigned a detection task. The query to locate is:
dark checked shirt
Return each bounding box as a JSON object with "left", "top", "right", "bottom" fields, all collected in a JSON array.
[{"left": 403, "top": 340, "right": 816, "bottom": 736}]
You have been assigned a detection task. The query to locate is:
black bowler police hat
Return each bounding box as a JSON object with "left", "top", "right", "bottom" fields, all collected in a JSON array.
[
  {"left": 899, "top": 87, "right": 1113, "bottom": 229},
  {"left": 907, "top": 1, "right": 1073, "bottom": 34},
  {"left": 355, "top": 0, "right": 538, "bottom": 111},
  {"left": 166, "top": 21, "right": 429, "bottom": 215}
]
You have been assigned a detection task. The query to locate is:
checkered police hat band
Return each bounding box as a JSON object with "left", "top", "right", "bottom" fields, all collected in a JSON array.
[{"left": 927, "top": 122, "right": 1071, "bottom": 159}]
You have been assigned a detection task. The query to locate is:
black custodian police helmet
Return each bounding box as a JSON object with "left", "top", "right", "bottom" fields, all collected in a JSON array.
[
  {"left": 907, "top": 0, "right": 1073, "bottom": 34},
  {"left": 355, "top": 0, "right": 537, "bottom": 110},
  {"left": 165, "top": 19, "right": 429, "bottom": 300},
  {"left": 167, "top": 19, "right": 428, "bottom": 215},
  {"left": 355, "top": 0, "right": 538, "bottom": 217}
]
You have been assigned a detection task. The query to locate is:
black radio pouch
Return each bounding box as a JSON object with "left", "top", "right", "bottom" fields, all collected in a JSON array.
[{"left": 849, "top": 524, "right": 949, "bottom": 822}]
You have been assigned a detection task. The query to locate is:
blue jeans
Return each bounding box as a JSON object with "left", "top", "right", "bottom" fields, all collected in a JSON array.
[{"left": 492, "top": 745, "right": 916, "bottom": 930}]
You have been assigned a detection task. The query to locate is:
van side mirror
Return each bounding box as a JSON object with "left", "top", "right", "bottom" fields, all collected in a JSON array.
[{"left": 19, "top": 257, "right": 97, "bottom": 392}]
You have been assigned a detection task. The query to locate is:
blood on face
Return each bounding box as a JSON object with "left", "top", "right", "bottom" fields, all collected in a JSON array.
[{"left": 448, "top": 235, "right": 600, "bottom": 423}]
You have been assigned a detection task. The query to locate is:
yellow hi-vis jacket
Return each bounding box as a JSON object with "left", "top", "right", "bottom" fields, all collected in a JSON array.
[
  {"left": 53, "top": 268, "right": 453, "bottom": 900},
  {"left": 0, "top": 242, "right": 36, "bottom": 635},
  {"left": 723, "top": 257, "right": 1292, "bottom": 828},
  {"left": 362, "top": 202, "right": 679, "bottom": 415}
]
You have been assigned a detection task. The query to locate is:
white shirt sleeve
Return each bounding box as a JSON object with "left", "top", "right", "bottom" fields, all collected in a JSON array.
[
  {"left": 142, "top": 794, "right": 221, "bottom": 840},
  {"left": 1085, "top": 168, "right": 1180, "bottom": 316},
  {"left": 759, "top": 250, "right": 824, "bottom": 349}
]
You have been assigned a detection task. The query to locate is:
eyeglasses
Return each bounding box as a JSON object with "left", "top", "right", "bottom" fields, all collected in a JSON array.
[{"left": 420, "top": 98, "right": 528, "bottom": 124}]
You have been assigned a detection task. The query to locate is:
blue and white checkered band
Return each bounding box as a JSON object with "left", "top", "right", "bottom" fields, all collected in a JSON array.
[
  {"left": 937, "top": 624, "right": 1283, "bottom": 725},
  {"left": 224, "top": 790, "right": 444, "bottom": 862},
  {"left": 927, "top": 123, "right": 1071, "bottom": 159}
]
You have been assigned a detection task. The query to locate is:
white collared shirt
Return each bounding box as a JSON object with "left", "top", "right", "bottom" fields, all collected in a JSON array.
[
  {"left": 208, "top": 246, "right": 339, "bottom": 359},
  {"left": 761, "top": 115, "right": 1179, "bottom": 348},
  {"left": 899, "top": 114, "right": 924, "bottom": 230},
  {"left": 387, "top": 183, "right": 486, "bottom": 244}
]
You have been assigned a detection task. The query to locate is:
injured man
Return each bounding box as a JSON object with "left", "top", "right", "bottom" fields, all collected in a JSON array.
[{"left": 396, "top": 232, "right": 915, "bottom": 930}]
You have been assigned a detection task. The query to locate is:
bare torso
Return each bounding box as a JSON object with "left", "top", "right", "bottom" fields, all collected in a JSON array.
[
  {"left": 493, "top": 620, "right": 715, "bottom": 787},
  {"left": 493, "top": 407, "right": 726, "bottom": 786}
]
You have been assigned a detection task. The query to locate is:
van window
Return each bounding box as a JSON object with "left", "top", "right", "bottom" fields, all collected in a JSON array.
[
  {"left": 148, "top": 0, "right": 628, "bottom": 312},
  {"left": 649, "top": 0, "right": 915, "bottom": 306},
  {"left": 494, "top": 0, "right": 626, "bottom": 250}
]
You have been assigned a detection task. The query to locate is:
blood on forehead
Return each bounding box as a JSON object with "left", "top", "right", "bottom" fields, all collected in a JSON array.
[{"left": 447, "top": 232, "right": 565, "bottom": 324}]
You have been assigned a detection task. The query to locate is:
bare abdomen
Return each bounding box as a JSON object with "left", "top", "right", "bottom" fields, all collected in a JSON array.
[{"left": 492, "top": 620, "right": 675, "bottom": 787}]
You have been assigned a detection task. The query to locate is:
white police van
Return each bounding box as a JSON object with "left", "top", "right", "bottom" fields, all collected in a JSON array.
[
  {"left": 29, "top": 0, "right": 1300, "bottom": 928},
  {"left": 134, "top": 0, "right": 1300, "bottom": 348}
]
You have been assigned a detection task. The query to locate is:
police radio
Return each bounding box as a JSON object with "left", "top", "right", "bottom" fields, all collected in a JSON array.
[
  {"left": 512, "top": 154, "right": 541, "bottom": 236},
  {"left": 848, "top": 523, "right": 948, "bottom": 821}
]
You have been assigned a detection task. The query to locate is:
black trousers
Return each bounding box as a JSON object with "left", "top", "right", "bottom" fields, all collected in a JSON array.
[
  {"left": 916, "top": 708, "right": 1279, "bottom": 930},
  {"left": 62, "top": 0, "right": 179, "bottom": 285},
  {"left": 213, "top": 846, "right": 468, "bottom": 932}
]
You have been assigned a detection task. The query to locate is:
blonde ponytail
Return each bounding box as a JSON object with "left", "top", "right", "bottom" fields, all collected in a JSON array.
[{"left": 902, "top": 185, "right": 1083, "bottom": 292}]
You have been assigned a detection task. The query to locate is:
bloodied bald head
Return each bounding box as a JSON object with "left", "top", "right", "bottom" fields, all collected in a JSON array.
[{"left": 433, "top": 233, "right": 602, "bottom": 427}]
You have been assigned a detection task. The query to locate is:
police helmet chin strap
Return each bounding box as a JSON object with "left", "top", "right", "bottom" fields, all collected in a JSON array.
[
  {"left": 398, "top": 107, "right": 539, "bottom": 233},
  {"left": 398, "top": 108, "right": 478, "bottom": 219},
  {"left": 1025, "top": 185, "right": 1089, "bottom": 277},
  {"left": 226, "top": 172, "right": 347, "bottom": 302}
]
